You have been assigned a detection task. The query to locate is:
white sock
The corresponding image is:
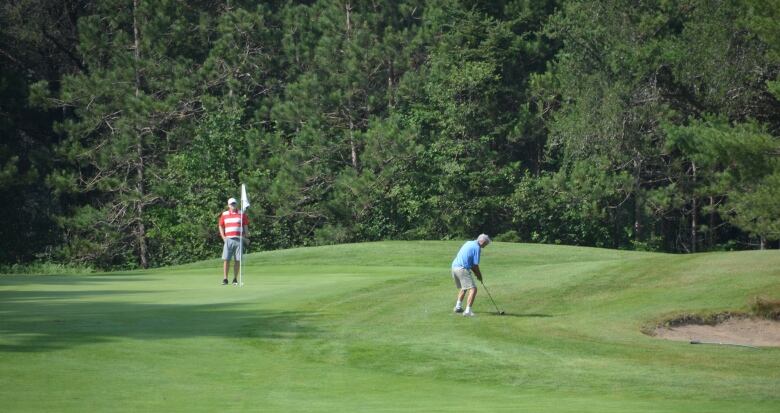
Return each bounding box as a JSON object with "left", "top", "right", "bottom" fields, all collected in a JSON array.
[
  {"left": 455, "top": 300, "right": 463, "bottom": 309},
  {"left": 465, "top": 306, "right": 471, "bottom": 313}
]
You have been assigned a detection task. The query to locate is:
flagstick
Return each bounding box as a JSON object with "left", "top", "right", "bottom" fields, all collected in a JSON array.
[
  {"left": 239, "top": 183, "right": 248, "bottom": 287},
  {"left": 239, "top": 207, "right": 244, "bottom": 287}
]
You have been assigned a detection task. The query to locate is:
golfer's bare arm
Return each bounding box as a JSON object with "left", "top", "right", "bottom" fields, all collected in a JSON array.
[
  {"left": 472, "top": 265, "right": 483, "bottom": 282},
  {"left": 219, "top": 224, "right": 226, "bottom": 241}
]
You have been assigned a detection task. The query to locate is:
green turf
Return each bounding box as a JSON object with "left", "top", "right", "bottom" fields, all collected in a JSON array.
[{"left": 1, "top": 241, "right": 779, "bottom": 412}]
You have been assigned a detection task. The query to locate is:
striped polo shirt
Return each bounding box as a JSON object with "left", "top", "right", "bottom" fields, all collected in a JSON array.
[{"left": 219, "top": 210, "right": 249, "bottom": 238}]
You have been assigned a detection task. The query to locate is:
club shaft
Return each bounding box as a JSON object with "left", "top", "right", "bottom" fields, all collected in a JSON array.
[{"left": 480, "top": 280, "right": 501, "bottom": 313}]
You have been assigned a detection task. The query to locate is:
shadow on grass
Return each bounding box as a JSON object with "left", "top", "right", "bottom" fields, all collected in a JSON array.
[
  {"left": 0, "top": 274, "right": 156, "bottom": 286},
  {"left": 0, "top": 289, "right": 156, "bottom": 302},
  {"left": 0, "top": 287, "right": 321, "bottom": 353}
]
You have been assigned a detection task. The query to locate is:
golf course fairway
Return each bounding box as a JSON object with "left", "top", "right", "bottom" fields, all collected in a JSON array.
[{"left": 1, "top": 241, "right": 779, "bottom": 412}]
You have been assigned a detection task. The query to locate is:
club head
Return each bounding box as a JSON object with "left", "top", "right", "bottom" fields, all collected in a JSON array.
[{"left": 497, "top": 311, "right": 505, "bottom": 315}]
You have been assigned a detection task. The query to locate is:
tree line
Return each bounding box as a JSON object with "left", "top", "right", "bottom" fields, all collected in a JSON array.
[{"left": 1, "top": 0, "right": 778, "bottom": 269}]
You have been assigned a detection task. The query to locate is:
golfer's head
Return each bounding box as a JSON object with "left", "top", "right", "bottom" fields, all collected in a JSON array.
[
  {"left": 227, "top": 197, "right": 238, "bottom": 211},
  {"left": 477, "top": 233, "right": 491, "bottom": 247}
]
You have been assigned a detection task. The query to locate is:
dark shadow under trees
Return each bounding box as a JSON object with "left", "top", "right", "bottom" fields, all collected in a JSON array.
[{"left": 0, "top": 278, "right": 322, "bottom": 353}]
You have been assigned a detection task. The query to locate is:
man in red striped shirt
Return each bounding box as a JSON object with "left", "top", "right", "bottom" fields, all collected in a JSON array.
[{"left": 218, "top": 197, "right": 249, "bottom": 285}]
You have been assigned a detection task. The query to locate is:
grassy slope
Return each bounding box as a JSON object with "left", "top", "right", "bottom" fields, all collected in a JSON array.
[{"left": 1, "top": 241, "right": 779, "bottom": 412}]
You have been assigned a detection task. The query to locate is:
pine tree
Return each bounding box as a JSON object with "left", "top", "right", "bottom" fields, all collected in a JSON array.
[
  {"left": 666, "top": 118, "right": 780, "bottom": 249},
  {"left": 0, "top": 0, "right": 91, "bottom": 263},
  {"left": 264, "top": 1, "right": 417, "bottom": 244},
  {"left": 46, "top": 0, "right": 207, "bottom": 267}
]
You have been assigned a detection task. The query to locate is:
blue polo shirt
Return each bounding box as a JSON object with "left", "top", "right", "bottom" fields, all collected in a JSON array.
[{"left": 451, "top": 240, "right": 481, "bottom": 269}]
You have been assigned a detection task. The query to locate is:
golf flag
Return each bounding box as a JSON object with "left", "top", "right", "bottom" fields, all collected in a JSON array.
[{"left": 241, "top": 183, "right": 250, "bottom": 212}]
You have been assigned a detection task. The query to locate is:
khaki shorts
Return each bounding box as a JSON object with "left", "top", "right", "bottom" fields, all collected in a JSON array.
[
  {"left": 452, "top": 267, "right": 475, "bottom": 290},
  {"left": 222, "top": 237, "right": 246, "bottom": 261}
]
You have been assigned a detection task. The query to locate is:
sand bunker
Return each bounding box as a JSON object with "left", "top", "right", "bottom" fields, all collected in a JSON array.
[{"left": 654, "top": 318, "right": 780, "bottom": 347}]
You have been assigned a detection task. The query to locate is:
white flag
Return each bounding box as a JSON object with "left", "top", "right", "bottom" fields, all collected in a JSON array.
[{"left": 241, "top": 183, "right": 250, "bottom": 212}]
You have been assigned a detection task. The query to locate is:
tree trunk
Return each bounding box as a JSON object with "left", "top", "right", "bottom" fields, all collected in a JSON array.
[
  {"left": 633, "top": 158, "right": 642, "bottom": 243},
  {"left": 349, "top": 119, "right": 358, "bottom": 170},
  {"left": 345, "top": 2, "right": 351, "bottom": 32},
  {"left": 708, "top": 196, "right": 715, "bottom": 249},
  {"left": 136, "top": 145, "right": 149, "bottom": 269},
  {"left": 133, "top": 0, "right": 149, "bottom": 269},
  {"left": 345, "top": 2, "right": 359, "bottom": 171},
  {"left": 691, "top": 161, "right": 696, "bottom": 253},
  {"left": 536, "top": 145, "right": 542, "bottom": 177},
  {"left": 387, "top": 59, "right": 394, "bottom": 108}
]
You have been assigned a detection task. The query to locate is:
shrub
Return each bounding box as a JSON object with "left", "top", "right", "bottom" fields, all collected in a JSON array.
[{"left": 494, "top": 230, "right": 522, "bottom": 243}]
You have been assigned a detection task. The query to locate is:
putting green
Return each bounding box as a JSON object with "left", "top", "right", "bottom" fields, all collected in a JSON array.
[{"left": 1, "top": 241, "right": 779, "bottom": 412}]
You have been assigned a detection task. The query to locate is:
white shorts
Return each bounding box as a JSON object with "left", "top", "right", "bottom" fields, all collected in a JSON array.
[{"left": 451, "top": 267, "right": 475, "bottom": 290}]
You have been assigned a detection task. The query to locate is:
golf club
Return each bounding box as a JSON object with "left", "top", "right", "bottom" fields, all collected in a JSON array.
[{"left": 479, "top": 279, "right": 505, "bottom": 315}]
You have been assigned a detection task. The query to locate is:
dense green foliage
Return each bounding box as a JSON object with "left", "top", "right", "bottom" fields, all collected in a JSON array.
[
  {"left": 2, "top": 0, "right": 779, "bottom": 268},
  {"left": 2, "top": 242, "right": 779, "bottom": 411}
]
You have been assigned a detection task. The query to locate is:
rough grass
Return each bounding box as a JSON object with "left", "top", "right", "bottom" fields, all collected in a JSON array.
[
  {"left": 1, "top": 242, "right": 779, "bottom": 412},
  {"left": 0, "top": 261, "right": 95, "bottom": 275},
  {"left": 642, "top": 312, "right": 747, "bottom": 335},
  {"left": 752, "top": 297, "right": 780, "bottom": 320}
]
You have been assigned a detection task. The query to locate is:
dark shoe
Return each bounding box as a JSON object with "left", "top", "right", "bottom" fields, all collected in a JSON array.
[
  {"left": 453, "top": 306, "right": 464, "bottom": 313},
  {"left": 222, "top": 279, "right": 229, "bottom": 285},
  {"left": 232, "top": 279, "right": 238, "bottom": 286}
]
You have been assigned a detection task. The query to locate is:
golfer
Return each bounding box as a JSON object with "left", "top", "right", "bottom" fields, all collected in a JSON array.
[
  {"left": 218, "top": 197, "right": 249, "bottom": 285},
  {"left": 451, "top": 234, "right": 490, "bottom": 316}
]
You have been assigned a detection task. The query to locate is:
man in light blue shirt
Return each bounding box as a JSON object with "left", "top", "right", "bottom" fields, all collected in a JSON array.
[{"left": 451, "top": 234, "right": 491, "bottom": 316}]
